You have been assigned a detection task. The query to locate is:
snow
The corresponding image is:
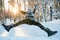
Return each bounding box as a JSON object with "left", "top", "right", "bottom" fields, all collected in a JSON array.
[{"left": 0, "top": 19, "right": 60, "bottom": 40}]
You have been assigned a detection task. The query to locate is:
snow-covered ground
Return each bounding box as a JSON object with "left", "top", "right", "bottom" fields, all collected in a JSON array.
[{"left": 0, "top": 19, "right": 60, "bottom": 40}]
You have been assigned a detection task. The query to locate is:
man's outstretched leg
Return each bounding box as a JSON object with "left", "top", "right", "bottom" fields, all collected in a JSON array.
[{"left": 2, "top": 19, "right": 57, "bottom": 36}]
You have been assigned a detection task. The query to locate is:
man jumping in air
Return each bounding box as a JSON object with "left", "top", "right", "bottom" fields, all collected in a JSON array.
[{"left": 2, "top": 4, "right": 57, "bottom": 37}]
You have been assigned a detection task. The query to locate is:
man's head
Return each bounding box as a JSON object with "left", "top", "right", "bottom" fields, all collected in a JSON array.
[{"left": 27, "top": 8, "right": 33, "bottom": 13}]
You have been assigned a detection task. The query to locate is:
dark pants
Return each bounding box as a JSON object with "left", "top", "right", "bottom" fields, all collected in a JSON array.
[{"left": 11, "top": 19, "right": 45, "bottom": 30}]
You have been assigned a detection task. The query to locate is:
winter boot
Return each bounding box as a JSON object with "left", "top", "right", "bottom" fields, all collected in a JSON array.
[
  {"left": 44, "top": 28, "right": 57, "bottom": 37},
  {"left": 2, "top": 24, "right": 12, "bottom": 32}
]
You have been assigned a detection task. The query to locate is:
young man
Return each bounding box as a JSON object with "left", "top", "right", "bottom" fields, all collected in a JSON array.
[{"left": 2, "top": 4, "right": 57, "bottom": 37}]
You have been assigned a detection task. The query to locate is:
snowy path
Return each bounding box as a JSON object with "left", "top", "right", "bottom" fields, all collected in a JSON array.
[{"left": 0, "top": 19, "right": 60, "bottom": 40}]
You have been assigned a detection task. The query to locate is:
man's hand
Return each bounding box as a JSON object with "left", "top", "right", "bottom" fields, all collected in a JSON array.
[{"left": 34, "top": 4, "right": 37, "bottom": 9}]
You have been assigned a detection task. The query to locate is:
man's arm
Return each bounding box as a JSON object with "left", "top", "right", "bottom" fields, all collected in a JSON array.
[{"left": 33, "top": 4, "right": 37, "bottom": 14}]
